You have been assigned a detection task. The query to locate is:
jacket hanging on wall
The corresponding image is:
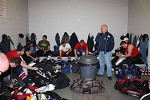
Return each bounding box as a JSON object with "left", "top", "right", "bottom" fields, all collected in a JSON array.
[
  {"left": 69, "top": 32, "right": 79, "bottom": 56},
  {"left": 95, "top": 33, "right": 101, "bottom": 52},
  {"left": 0, "top": 34, "right": 11, "bottom": 54},
  {"left": 132, "top": 34, "right": 142, "bottom": 48},
  {"left": 61, "top": 32, "right": 69, "bottom": 43},
  {"left": 129, "top": 33, "right": 132, "bottom": 43},
  {"left": 26, "top": 33, "right": 31, "bottom": 45},
  {"left": 120, "top": 33, "right": 132, "bottom": 43},
  {"left": 139, "top": 34, "right": 149, "bottom": 64},
  {"left": 132, "top": 35, "right": 138, "bottom": 46},
  {"left": 18, "top": 33, "right": 26, "bottom": 46},
  {"left": 55, "top": 33, "right": 60, "bottom": 47},
  {"left": 69, "top": 32, "right": 79, "bottom": 49},
  {"left": 30, "top": 33, "right": 37, "bottom": 54},
  {"left": 126, "top": 33, "right": 130, "bottom": 39},
  {"left": 87, "top": 33, "right": 94, "bottom": 53},
  {"left": 31, "top": 33, "right": 37, "bottom": 47}
]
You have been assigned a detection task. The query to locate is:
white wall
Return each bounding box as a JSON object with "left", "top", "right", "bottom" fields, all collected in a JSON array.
[
  {"left": 128, "top": 0, "right": 150, "bottom": 67},
  {"left": 0, "top": 0, "right": 29, "bottom": 46},
  {"left": 0, "top": 0, "right": 29, "bottom": 44},
  {"left": 28, "top": 0, "right": 129, "bottom": 50}
]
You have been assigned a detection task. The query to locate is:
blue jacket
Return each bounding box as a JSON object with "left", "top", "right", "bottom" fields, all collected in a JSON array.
[{"left": 97, "top": 32, "right": 114, "bottom": 53}]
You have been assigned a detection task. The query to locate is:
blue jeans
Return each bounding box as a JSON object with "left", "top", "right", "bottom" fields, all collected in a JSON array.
[
  {"left": 98, "top": 51, "right": 112, "bottom": 77},
  {"left": 77, "top": 49, "right": 86, "bottom": 56}
]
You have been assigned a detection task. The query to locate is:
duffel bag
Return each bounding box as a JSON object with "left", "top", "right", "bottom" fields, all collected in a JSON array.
[{"left": 70, "top": 79, "right": 105, "bottom": 94}]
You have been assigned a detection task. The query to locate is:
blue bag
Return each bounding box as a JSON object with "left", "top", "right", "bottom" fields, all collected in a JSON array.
[{"left": 61, "top": 61, "right": 71, "bottom": 74}]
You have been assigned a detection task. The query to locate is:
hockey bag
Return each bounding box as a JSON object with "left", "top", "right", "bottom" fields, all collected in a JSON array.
[
  {"left": 114, "top": 78, "right": 149, "bottom": 97},
  {"left": 70, "top": 79, "right": 105, "bottom": 94}
]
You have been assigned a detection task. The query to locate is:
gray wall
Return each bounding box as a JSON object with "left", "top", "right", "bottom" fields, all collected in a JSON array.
[
  {"left": 128, "top": 0, "right": 150, "bottom": 67},
  {"left": 0, "top": 0, "right": 28, "bottom": 46},
  {"left": 128, "top": 0, "right": 150, "bottom": 34},
  {"left": 28, "top": 0, "right": 129, "bottom": 50}
]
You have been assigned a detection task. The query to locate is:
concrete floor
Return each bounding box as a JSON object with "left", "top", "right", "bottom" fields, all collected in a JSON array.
[{"left": 54, "top": 73, "right": 139, "bottom": 100}]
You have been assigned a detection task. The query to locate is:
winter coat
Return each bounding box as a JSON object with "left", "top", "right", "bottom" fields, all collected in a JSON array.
[
  {"left": 69, "top": 32, "right": 79, "bottom": 50},
  {"left": 87, "top": 33, "right": 94, "bottom": 52},
  {"left": 55, "top": 33, "right": 60, "bottom": 47},
  {"left": 0, "top": 34, "right": 10, "bottom": 54},
  {"left": 61, "top": 32, "right": 69, "bottom": 43}
]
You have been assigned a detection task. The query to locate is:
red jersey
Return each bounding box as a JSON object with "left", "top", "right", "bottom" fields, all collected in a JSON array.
[
  {"left": 6, "top": 50, "right": 20, "bottom": 60},
  {"left": 125, "top": 44, "right": 140, "bottom": 57},
  {"left": 74, "top": 42, "right": 88, "bottom": 50}
]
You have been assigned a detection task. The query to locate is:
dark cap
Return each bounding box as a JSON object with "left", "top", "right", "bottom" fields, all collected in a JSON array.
[
  {"left": 17, "top": 43, "right": 24, "bottom": 51},
  {"left": 43, "top": 35, "right": 47, "bottom": 38},
  {"left": 80, "top": 39, "right": 84, "bottom": 43}
]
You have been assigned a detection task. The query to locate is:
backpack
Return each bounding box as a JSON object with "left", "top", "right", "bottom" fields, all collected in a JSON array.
[
  {"left": 60, "top": 61, "right": 71, "bottom": 74},
  {"left": 71, "top": 60, "right": 80, "bottom": 73},
  {"left": 114, "top": 78, "right": 149, "bottom": 97},
  {"left": 51, "top": 72, "right": 70, "bottom": 89},
  {"left": 115, "top": 64, "right": 141, "bottom": 79},
  {"left": 70, "top": 79, "right": 105, "bottom": 94}
]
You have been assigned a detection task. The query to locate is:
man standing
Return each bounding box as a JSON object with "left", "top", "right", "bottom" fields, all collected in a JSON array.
[{"left": 98, "top": 24, "right": 115, "bottom": 80}]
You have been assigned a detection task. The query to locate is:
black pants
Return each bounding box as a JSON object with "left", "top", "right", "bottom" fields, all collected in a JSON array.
[
  {"left": 22, "top": 54, "right": 38, "bottom": 64},
  {"left": 132, "top": 53, "right": 143, "bottom": 64},
  {"left": 36, "top": 50, "right": 55, "bottom": 57}
]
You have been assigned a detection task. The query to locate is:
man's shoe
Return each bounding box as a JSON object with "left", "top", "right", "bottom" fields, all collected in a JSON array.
[
  {"left": 108, "top": 77, "right": 112, "bottom": 80},
  {"left": 97, "top": 74, "right": 103, "bottom": 76}
]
